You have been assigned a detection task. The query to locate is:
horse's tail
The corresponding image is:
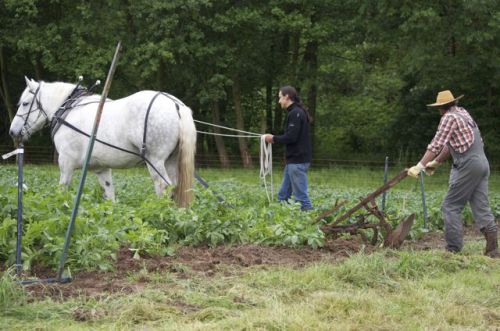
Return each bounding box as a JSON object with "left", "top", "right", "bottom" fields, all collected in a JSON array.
[{"left": 175, "top": 105, "right": 197, "bottom": 207}]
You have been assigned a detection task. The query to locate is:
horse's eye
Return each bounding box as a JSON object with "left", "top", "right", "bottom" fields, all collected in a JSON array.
[{"left": 22, "top": 102, "right": 29, "bottom": 107}]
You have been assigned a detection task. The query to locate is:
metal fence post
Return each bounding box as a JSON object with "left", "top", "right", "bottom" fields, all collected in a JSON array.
[
  {"left": 15, "top": 144, "right": 24, "bottom": 275},
  {"left": 381, "top": 156, "right": 389, "bottom": 211},
  {"left": 419, "top": 170, "right": 429, "bottom": 231}
]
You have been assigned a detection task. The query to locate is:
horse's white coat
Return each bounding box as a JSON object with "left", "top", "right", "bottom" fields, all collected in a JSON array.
[{"left": 9, "top": 78, "right": 196, "bottom": 206}]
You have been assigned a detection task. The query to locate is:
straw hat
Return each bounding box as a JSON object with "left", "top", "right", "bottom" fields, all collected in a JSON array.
[{"left": 427, "top": 90, "right": 464, "bottom": 107}]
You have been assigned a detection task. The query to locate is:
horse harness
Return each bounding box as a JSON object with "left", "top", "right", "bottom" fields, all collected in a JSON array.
[
  {"left": 141, "top": 92, "right": 182, "bottom": 158},
  {"left": 49, "top": 89, "right": 183, "bottom": 186},
  {"left": 50, "top": 86, "right": 93, "bottom": 139},
  {"left": 50, "top": 88, "right": 182, "bottom": 151},
  {"left": 15, "top": 85, "right": 49, "bottom": 135}
]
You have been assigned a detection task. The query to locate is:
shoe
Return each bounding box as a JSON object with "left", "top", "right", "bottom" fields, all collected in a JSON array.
[{"left": 483, "top": 229, "right": 500, "bottom": 258}]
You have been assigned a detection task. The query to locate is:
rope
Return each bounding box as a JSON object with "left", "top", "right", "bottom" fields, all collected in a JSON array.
[
  {"left": 196, "top": 131, "right": 257, "bottom": 138},
  {"left": 259, "top": 136, "right": 273, "bottom": 202},
  {"left": 194, "top": 119, "right": 260, "bottom": 136},
  {"left": 195, "top": 120, "right": 274, "bottom": 202}
]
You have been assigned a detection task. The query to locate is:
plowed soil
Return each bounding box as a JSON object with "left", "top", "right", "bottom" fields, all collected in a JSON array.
[{"left": 19, "top": 226, "right": 485, "bottom": 301}]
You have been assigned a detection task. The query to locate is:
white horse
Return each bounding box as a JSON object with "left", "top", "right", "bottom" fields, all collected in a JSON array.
[{"left": 9, "top": 77, "right": 197, "bottom": 207}]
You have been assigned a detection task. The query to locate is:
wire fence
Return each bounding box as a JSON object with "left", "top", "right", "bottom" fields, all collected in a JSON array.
[
  {"left": 0, "top": 144, "right": 401, "bottom": 169},
  {"left": 2, "top": 144, "right": 500, "bottom": 174}
]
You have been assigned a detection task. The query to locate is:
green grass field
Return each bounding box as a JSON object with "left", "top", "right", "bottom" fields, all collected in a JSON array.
[
  {"left": 1, "top": 250, "right": 499, "bottom": 330},
  {"left": 0, "top": 165, "right": 499, "bottom": 330}
]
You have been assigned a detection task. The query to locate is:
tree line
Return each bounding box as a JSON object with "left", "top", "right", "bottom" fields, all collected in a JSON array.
[{"left": 1, "top": 0, "right": 499, "bottom": 166}]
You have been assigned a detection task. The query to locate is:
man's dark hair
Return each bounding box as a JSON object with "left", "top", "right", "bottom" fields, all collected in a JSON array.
[{"left": 279, "top": 85, "right": 313, "bottom": 123}]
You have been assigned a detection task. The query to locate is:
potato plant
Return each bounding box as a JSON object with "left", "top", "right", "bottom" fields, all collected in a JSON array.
[{"left": 0, "top": 165, "right": 498, "bottom": 271}]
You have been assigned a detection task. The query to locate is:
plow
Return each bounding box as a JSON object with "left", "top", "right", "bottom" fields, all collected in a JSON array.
[{"left": 317, "top": 169, "right": 415, "bottom": 249}]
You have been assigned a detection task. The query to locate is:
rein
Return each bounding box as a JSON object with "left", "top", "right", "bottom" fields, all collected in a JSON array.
[{"left": 194, "top": 120, "right": 274, "bottom": 202}]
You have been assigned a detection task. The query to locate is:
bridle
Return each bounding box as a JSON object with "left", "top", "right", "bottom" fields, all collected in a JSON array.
[{"left": 15, "top": 84, "right": 49, "bottom": 137}]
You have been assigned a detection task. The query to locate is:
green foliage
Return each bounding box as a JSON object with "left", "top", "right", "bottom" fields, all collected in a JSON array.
[
  {"left": 0, "top": 166, "right": 326, "bottom": 271},
  {"left": 1, "top": 165, "right": 499, "bottom": 273}
]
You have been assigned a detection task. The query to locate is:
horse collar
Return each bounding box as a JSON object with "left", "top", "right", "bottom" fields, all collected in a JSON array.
[{"left": 50, "top": 86, "right": 90, "bottom": 139}]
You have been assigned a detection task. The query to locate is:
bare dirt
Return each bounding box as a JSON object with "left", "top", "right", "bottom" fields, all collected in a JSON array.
[{"left": 20, "top": 226, "right": 486, "bottom": 301}]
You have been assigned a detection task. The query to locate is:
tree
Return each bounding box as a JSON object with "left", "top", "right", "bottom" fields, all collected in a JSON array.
[{"left": 0, "top": 0, "right": 498, "bottom": 163}]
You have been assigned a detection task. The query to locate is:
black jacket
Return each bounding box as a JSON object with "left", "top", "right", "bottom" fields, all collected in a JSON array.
[{"left": 273, "top": 103, "right": 312, "bottom": 164}]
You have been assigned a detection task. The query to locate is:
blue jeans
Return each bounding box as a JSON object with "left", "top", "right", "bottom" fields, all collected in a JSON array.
[{"left": 278, "top": 163, "right": 312, "bottom": 211}]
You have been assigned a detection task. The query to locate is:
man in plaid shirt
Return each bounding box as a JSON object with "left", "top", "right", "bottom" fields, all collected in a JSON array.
[{"left": 408, "top": 90, "right": 498, "bottom": 257}]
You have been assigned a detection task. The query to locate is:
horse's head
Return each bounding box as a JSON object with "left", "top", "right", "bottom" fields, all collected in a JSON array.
[
  {"left": 10, "top": 77, "right": 75, "bottom": 142},
  {"left": 9, "top": 77, "right": 50, "bottom": 142}
]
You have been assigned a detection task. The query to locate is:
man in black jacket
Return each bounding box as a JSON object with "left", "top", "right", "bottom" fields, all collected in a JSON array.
[{"left": 263, "top": 86, "right": 313, "bottom": 211}]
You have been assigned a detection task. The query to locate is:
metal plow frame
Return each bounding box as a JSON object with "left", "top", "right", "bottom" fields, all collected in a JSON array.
[{"left": 318, "top": 170, "right": 415, "bottom": 249}]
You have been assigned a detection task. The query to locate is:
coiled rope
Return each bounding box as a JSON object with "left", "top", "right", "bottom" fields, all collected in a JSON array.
[{"left": 259, "top": 135, "right": 273, "bottom": 202}]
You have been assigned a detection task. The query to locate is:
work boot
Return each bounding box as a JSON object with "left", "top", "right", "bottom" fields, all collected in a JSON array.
[
  {"left": 445, "top": 246, "right": 460, "bottom": 254},
  {"left": 482, "top": 230, "right": 500, "bottom": 258}
]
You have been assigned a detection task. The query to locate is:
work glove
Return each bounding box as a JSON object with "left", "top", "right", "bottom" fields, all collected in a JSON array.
[
  {"left": 408, "top": 162, "right": 425, "bottom": 178},
  {"left": 424, "top": 159, "right": 441, "bottom": 176}
]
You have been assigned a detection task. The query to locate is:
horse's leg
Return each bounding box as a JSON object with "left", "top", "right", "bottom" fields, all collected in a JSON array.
[
  {"left": 165, "top": 152, "right": 178, "bottom": 186},
  {"left": 95, "top": 168, "right": 116, "bottom": 201},
  {"left": 58, "top": 155, "right": 75, "bottom": 188},
  {"left": 146, "top": 161, "right": 173, "bottom": 196}
]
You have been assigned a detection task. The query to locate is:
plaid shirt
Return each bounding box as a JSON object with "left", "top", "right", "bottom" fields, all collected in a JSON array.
[{"left": 427, "top": 106, "right": 475, "bottom": 154}]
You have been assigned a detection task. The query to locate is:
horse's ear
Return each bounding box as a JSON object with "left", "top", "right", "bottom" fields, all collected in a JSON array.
[{"left": 24, "top": 76, "right": 38, "bottom": 91}]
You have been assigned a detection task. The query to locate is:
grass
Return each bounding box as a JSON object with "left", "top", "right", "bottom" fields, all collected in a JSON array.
[
  {"left": 0, "top": 268, "right": 26, "bottom": 310},
  {"left": 1, "top": 248, "right": 498, "bottom": 330}
]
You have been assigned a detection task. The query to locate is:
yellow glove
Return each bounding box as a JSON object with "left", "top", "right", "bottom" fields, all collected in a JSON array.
[
  {"left": 425, "top": 159, "right": 441, "bottom": 176},
  {"left": 408, "top": 162, "right": 425, "bottom": 178}
]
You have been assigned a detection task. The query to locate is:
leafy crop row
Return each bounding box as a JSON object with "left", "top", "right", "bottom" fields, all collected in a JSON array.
[{"left": 0, "top": 165, "right": 499, "bottom": 272}]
